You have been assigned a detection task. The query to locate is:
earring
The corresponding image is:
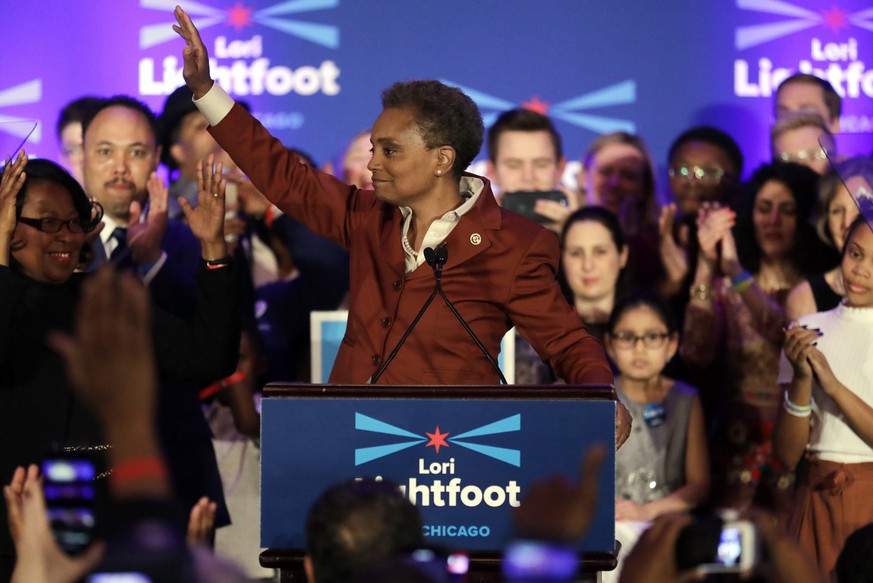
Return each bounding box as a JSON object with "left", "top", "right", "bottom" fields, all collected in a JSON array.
[
  {"left": 435, "top": 170, "right": 442, "bottom": 176},
  {"left": 666, "top": 356, "right": 672, "bottom": 364}
]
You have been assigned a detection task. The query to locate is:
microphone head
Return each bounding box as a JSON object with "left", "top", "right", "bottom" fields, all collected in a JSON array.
[
  {"left": 436, "top": 245, "right": 448, "bottom": 265},
  {"left": 424, "top": 247, "right": 437, "bottom": 266}
]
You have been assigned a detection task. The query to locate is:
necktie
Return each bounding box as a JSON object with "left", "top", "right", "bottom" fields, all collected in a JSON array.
[{"left": 110, "top": 227, "right": 134, "bottom": 269}]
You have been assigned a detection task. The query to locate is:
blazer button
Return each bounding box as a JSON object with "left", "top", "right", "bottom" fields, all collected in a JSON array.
[
  {"left": 393, "top": 279, "right": 402, "bottom": 290},
  {"left": 381, "top": 317, "right": 391, "bottom": 328},
  {"left": 371, "top": 354, "right": 381, "bottom": 365}
]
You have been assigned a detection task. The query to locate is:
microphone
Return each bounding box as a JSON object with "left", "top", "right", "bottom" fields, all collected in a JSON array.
[
  {"left": 427, "top": 245, "right": 507, "bottom": 385},
  {"left": 369, "top": 251, "right": 440, "bottom": 384}
]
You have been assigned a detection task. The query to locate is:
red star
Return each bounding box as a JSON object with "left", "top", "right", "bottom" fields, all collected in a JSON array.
[
  {"left": 225, "top": 2, "right": 254, "bottom": 31},
  {"left": 425, "top": 426, "right": 450, "bottom": 453},
  {"left": 522, "top": 96, "right": 550, "bottom": 115},
  {"left": 821, "top": 5, "right": 849, "bottom": 33}
]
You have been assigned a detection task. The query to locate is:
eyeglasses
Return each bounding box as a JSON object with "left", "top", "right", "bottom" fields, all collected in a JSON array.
[
  {"left": 18, "top": 216, "right": 88, "bottom": 234},
  {"left": 778, "top": 148, "right": 827, "bottom": 164},
  {"left": 611, "top": 331, "right": 669, "bottom": 349},
  {"left": 668, "top": 165, "right": 725, "bottom": 185}
]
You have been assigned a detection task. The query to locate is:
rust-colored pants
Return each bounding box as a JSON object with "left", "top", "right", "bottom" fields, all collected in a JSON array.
[{"left": 785, "top": 457, "right": 873, "bottom": 578}]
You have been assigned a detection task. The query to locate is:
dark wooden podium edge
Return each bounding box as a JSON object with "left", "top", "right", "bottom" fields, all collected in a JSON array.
[
  {"left": 260, "top": 547, "right": 619, "bottom": 574},
  {"left": 263, "top": 383, "right": 617, "bottom": 401}
]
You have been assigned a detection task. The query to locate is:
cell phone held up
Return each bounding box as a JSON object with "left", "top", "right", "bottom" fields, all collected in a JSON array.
[
  {"left": 674, "top": 515, "right": 760, "bottom": 575},
  {"left": 501, "top": 190, "right": 569, "bottom": 224},
  {"left": 41, "top": 455, "right": 98, "bottom": 554}
]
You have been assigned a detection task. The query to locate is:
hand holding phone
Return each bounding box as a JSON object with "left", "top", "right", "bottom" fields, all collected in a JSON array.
[
  {"left": 42, "top": 456, "right": 98, "bottom": 555},
  {"left": 675, "top": 516, "right": 759, "bottom": 575},
  {"left": 501, "top": 190, "right": 569, "bottom": 224}
]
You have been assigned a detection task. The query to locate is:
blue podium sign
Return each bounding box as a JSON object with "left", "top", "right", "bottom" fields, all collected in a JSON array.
[{"left": 261, "top": 385, "right": 615, "bottom": 553}]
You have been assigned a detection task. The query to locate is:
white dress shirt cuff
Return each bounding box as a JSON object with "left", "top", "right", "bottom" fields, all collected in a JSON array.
[{"left": 193, "top": 82, "right": 235, "bottom": 127}]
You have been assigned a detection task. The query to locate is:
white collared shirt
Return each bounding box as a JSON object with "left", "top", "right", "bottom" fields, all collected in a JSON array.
[{"left": 399, "top": 187, "right": 480, "bottom": 274}]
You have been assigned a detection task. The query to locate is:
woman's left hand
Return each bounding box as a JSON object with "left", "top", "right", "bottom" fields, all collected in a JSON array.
[
  {"left": 807, "top": 346, "right": 843, "bottom": 397},
  {"left": 180, "top": 155, "right": 228, "bottom": 259}
]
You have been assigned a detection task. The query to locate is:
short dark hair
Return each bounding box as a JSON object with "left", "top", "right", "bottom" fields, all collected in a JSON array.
[
  {"left": 381, "top": 80, "right": 483, "bottom": 180},
  {"left": 776, "top": 73, "right": 842, "bottom": 121},
  {"left": 733, "top": 162, "right": 836, "bottom": 275},
  {"left": 668, "top": 126, "right": 743, "bottom": 176},
  {"left": 486, "top": 108, "right": 562, "bottom": 163},
  {"left": 609, "top": 292, "right": 678, "bottom": 335},
  {"left": 305, "top": 478, "right": 424, "bottom": 583},
  {"left": 10, "top": 158, "right": 103, "bottom": 270},
  {"left": 56, "top": 96, "right": 105, "bottom": 139},
  {"left": 81, "top": 95, "right": 160, "bottom": 147}
]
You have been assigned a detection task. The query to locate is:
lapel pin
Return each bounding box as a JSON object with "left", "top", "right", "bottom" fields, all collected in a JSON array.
[{"left": 470, "top": 233, "right": 482, "bottom": 245}]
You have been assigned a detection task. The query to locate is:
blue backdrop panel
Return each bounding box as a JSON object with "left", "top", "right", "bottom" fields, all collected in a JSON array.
[
  {"left": 261, "top": 396, "right": 616, "bottom": 552},
  {"left": 1, "top": 1, "right": 870, "bottom": 185}
]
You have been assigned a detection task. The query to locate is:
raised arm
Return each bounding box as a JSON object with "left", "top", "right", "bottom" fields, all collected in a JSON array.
[
  {"left": 0, "top": 152, "right": 27, "bottom": 267},
  {"left": 173, "top": 6, "right": 214, "bottom": 99}
]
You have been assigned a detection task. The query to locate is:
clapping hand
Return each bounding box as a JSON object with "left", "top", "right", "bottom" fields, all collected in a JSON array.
[
  {"left": 127, "top": 172, "right": 169, "bottom": 265},
  {"left": 658, "top": 203, "right": 689, "bottom": 286},
  {"left": 179, "top": 155, "right": 228, "bottom": 260},
  {"left": 696, "top": 202, "right": 735, "bottom": 268}
]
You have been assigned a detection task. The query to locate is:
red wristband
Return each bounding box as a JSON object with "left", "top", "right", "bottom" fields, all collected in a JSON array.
[
  {"left": 110, "top": 457, "right": 168, "bottom": 487},
  {"left": 199, "top": 370, "right": 247, "bottom": 401}
]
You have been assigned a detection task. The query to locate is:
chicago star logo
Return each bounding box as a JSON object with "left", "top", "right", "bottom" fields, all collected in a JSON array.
[
  {"left": 139, "top": 0, "right": 340, "bottom": 49},
  {"left": 0, "top": 79, "right": 42, "bottom": 146},
  {"left": 443, "top": 79, "right": 637, "bottom": 135},
  {"left": 354, "top": 413, "right": 521, "bottom": 467},
  {"left": 736, "top": 0, "right": 873, "bottom": 50}
]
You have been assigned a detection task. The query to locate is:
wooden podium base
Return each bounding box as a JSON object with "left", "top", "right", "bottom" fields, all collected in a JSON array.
[{"left": 261, "top": 547, "right": 618, "bottom": 582}]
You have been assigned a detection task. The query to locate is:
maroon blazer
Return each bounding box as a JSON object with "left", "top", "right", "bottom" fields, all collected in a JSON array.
[{"left": 210, "top": 104, "right": 613, "bottom": 386}]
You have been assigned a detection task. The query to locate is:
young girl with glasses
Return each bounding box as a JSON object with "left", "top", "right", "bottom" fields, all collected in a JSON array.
[{"left": 602, "top": 293, "right": 709, "bottom": 582}]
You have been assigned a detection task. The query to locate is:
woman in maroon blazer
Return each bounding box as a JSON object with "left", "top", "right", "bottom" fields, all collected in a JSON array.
[{"left": 172, "top": 8, "right": 630, "bottom": 447}]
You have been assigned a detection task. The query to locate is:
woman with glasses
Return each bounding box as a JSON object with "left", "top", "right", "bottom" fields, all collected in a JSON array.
[
  {"left": 771, "top": 112, "right": 832, "bottom": 176},
  {"left": 680, "top": 162, "right": 835, "bottom": 515},
  {"left": 658, "top": 126, "right": 743, "bottom": 303},
  {"left": 602, "top": 293, "right": 709, "bottom": 583},
  {"left": 0, "top": 154, "right": 238, "bottom": 578}
]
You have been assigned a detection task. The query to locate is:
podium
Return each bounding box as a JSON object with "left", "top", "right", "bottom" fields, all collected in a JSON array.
[{"left": 259, "top": 383, "right": 618, "bottom": 581}]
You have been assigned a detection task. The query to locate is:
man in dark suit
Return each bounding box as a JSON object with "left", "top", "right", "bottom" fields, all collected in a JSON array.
[{"left": 80, "top": 95, "right": 232, "bottom": 529}]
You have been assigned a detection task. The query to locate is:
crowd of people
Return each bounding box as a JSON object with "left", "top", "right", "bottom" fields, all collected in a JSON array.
[{"left": 1, "top": 4, "right": 872, "bottom": 582}]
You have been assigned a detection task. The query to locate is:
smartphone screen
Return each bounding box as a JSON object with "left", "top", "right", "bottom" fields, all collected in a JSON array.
[
  {"left": 42, "top": 457, "right": 97, "bottom": 554},
  {"left": 502, "top": 540, "right": 578, "bottom": 582},
  {"left": 716, "top": 526, "right": 743, "bottom": 567}
]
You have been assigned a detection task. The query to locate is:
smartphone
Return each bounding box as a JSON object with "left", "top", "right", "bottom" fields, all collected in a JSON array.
[
  {"left": 406, "top": 547, "right": 469, "bottom": 583},
  {"left": 86, "top": 574, "right": 152, "bottom": 583},
  {"left": 701, "top": 520, "right": 759, "bottom": 574},
  {"left": 502, "top": 540, "right": 578, "bottom": 582},
  {"left": 41, "top": 456, "right": 97, "bottom": 554},
  {"left": 675, "top": 517, "right": 759, "bottom": 574},
  {"left": 501, "top": 190, "right": 568, "bottom": 224}
]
